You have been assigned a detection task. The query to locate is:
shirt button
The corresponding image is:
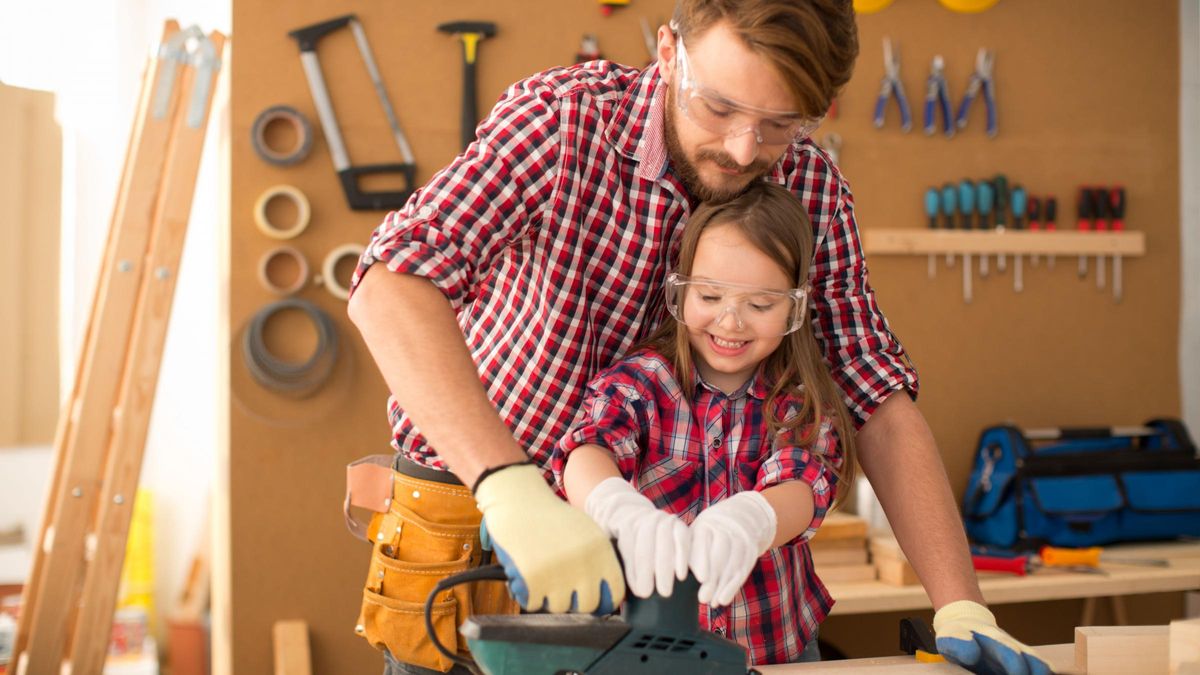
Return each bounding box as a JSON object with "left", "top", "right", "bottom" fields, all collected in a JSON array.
[
  {"left": 715, "top": 627, "right": 726, "bottom": 636},
  {"left": 711, "top": 436, "right": 721, "bottom": 448}
]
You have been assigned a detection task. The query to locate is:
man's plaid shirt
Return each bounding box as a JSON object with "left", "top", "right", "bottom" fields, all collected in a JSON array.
[
  {"left": 551, "top": 350, "right": 840, "bottom": 664},
  {"left": 348, "top": 60, "right": 917, "bottom": 480}
]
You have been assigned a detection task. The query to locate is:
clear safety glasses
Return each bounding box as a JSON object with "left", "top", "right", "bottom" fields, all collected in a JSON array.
[
  {"left": 674, "top": 35, "right": 823, "bottom": 146},
  {"left": 665, "top": 273, "right": 810, "bottom": 337}
]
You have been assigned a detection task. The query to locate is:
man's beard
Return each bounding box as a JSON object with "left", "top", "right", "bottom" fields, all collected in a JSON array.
[{"left": 663, "top": 87, "right": 772, "bottom": 204}]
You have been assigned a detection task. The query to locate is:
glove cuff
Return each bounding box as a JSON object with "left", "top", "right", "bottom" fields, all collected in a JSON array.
[
  {"left": 585, "top": 476, "right": 653, "bottom": 537},
  {"left": 473, "top": 462, "right": 544, "bottom": 509},
  {"left": 933, "top": 600, "right": 996, "bottom": 633}
]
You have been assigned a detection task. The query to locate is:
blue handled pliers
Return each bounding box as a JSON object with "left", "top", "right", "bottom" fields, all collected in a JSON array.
[
  {"left": 873, "top": 37, "right": 912, "bottom": 132},
  {"left": 924, "top": 55, "right": 953, "bottom": 137},
  {"left": 956, "top": 48, "right": 997, "bottom": 137}
]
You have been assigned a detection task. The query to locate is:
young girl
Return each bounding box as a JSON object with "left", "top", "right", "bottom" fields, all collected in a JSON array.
[{"left": 551, "top": 180, "right": 857, "bottom": 665}]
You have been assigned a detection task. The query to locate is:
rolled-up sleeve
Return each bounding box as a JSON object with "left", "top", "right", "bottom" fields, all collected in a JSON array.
[
  {"left": 347, "top": 76, "right": 561, "bottom": 309},
  {"left": 551, "top": 367, "right": 653, "bottom": 492},
  {"left": 756, "top": 416, "right": 842, "bottom": 543}
]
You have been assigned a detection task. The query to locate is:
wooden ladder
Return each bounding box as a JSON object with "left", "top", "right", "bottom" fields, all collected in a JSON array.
[{"left": 12, "top": 20, "right": 226, "bottom": 675}]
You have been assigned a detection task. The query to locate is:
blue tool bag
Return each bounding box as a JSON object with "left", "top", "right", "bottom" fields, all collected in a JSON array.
[{"left": 963, "top": 419, "right": 1200, "bottom": 549}]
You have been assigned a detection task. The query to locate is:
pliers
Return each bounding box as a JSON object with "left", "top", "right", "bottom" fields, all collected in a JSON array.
[
  {"left": 873, "top": 37, "right": 912, "bottom": 132},
  {"left": 956, "top": 48, "right": 997, "bottom": 137},
  {"left": 924, "top": 55, "right": 953, "bottom": 137}
]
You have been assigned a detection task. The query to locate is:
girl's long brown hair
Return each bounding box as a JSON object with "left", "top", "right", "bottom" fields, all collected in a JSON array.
[{"left": 641, "top": 180, "right": 857, "bottom": 507}]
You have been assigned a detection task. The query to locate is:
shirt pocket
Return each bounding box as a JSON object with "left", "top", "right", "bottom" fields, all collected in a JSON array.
[{"left": 637, "top": 438, "right": 703, "bottom": 512}]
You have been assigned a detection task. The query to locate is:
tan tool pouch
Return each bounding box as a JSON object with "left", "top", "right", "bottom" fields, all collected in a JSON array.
[{"left": 346, "top": 455, "right": 517, "bottom": 672}]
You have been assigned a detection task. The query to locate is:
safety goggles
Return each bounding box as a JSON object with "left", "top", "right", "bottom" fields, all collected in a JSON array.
[
  {"left": 664, "top": 273, "right": 810, "bottom": 337},
  {"left": 674, "top": 35, "right": 823, "bottom": 146}
]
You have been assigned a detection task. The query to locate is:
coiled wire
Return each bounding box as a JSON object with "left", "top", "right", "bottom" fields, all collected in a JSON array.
[{"left": 242, "top": 298, "right": 338, "bottom": 397}]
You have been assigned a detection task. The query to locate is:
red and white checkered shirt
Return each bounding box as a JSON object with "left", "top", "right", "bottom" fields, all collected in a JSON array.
[
  {"left": 550, "top": 350, "right": 839, "bottom": 664},
  {"left": 348, "top": 59, "right": 917, "bottom": 473}
]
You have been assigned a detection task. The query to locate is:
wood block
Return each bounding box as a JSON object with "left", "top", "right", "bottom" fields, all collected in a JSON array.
[
  {"left": 868, "top": 533, "right": 908, "bottom": 562},
  {"left": 815, "top": 563, "right": 877, "bottom": 583},
  {"left": 809, "top": 536, "right": 869, "bottom": 551},
  {"left": 811, "top": 545, "right": 870, "bottom": 567},
  {"left": 876, "top": 556, "right": 920, "bottom": 586},
  {"left": 1171, "top": 618, "right": 1200, "bottom": 675},
  {"left": 273, "top": 620, "right": 313, "bottom": 675},
  {"left": 1075, "top": 626, "right": 1169, "bottom": 675},
  {"left": 811, "top": 512, "right": 868, "bottom": 543}
]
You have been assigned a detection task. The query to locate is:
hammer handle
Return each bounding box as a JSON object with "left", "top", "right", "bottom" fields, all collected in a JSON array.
[{"left": 461, "top": 58, "right": 478, "bottom": 150}]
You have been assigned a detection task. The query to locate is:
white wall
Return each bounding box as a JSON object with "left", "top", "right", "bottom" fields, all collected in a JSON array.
[
  {"left": 0, "top": 0, "right": 229, "bottom": 642},
  {"left": 1182, "top": 0, "right": 1200, "bottom": 438}
]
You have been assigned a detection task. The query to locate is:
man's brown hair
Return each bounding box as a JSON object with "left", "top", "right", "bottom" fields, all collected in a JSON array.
[{"left": 672, "top": 0, "right": 859, "bottom": 117}]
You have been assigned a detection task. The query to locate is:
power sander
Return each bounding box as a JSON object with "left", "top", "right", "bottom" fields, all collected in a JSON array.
[{"left": 426, "top": 565, "right": 758, "bottom": 675}]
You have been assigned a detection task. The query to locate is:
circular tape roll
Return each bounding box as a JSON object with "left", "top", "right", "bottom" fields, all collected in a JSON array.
[
  {"left": 254, "top": 184, "right": 311, "bottom": 240},
  {"left": 251, "top": 105, "right": 313, "bottom": 166},
  {"left": 257, "top": 245, "right": 310, "bottom": 296},
  {"left": 937, "top": 0, "right": 1000, "bottom": 12},
  {"left": 853, "top": 0, "right": 894, "bottom": 14},
  {"left": 321, "top": 243, "right": 366, "bottom": 301}
]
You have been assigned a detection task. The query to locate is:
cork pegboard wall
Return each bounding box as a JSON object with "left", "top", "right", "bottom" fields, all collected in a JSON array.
[{"left": 228, "top": 0, "right": 1182, "bottom": 670}]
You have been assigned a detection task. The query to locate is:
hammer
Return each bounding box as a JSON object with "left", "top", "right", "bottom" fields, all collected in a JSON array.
[{"left": 437, "top": 20, "right": 497, "bottom": 150}]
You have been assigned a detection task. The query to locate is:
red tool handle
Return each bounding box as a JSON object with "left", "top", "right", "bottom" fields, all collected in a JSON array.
[
  {"left": 1109, "top": 186, "right": 1126, "bottom": 231},
  {"left": 972, "top": 554, "right": 1028, "bottom": 576},
  {"left": 1077, "top": 186, "right": 1093, "bottom": 232},
  {"left": 1092, "top": 187, "right": 1109, "bottom": 232},
  {"left": 1028, "top": 196, "right": 1041, "bottom": 231},
  {"left": 1045, "top": 197, "right": 1057, "bottom": 231}
]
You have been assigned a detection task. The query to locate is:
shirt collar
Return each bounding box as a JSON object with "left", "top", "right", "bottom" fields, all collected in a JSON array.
[
  {"left": 607, "top": 63, "right": 669, "bottom": 181},
  {"left": 692, "top": 364, "right": 770, "bottom": 401}
]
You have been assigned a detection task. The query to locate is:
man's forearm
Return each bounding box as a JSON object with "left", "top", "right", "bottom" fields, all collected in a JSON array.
[
  {"left": 347, "top": 265, "right": 528, "bottom": 487},
  {"left": 857, "top": 392, "right": 984, "bottom": 609}
]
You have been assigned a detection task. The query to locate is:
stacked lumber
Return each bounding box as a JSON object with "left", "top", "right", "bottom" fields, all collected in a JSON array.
[
  {"left": 868, "top": 532, "right": 921, "bottom": 586},
  {"left": 810, "top": 512, "right": 875, "bottom": 583}
]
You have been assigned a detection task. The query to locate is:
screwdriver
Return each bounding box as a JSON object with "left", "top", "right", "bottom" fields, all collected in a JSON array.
[
  {"left": 1045, "top": 196, "right": 1058, "bottom": 270},
  {"left": 925, "top": 187, "right": 940, "bottom": 279},
  {"left": 977, "top": 179, "right": 994, "bottom": 277},
  {"left": 1027, "top": 196, "right": 1042, "bottom": 266},
  {"left": 1109, "top": 186, "right": 1127, "bottom": 302},
  {"left": 1076, "top": 186, "right": 1093, "bottom": 279},
  {"left": 972, "top": 553, "right": 1104, "bottom": 576},
  {"left": 941, "top": 183, "right": 958, "bottom": 266},
  {"left": 993, "top": 175, "right": 1009, "bottom": 272},
  {"left": 1041, "top": 546, "right": 1168, "bottom": 569},
  {"left": 1092, "top": 187, "right": 1109, "bottom": 290},
  {"left": 1009, "top": 185, "right": 1027, "bottom": 292}
]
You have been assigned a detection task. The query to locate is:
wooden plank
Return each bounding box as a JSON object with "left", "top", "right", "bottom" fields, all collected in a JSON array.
[
  {"left": 811, "top": 512, "right": 868, "bottom": 543},
  {"left": 1171, "top": 618, "right": 1200, "bottom": 675},
  {"left": 1075, "top": 626, "right": 1169, "bottom": 675},
  {"left": 816, "top": 563, "right": 877, "bottom": 583},
  {"left": 863, "top": 229, "right": 1146, "bottom": 256},
  {"left": 273, "top": 621, "right": 313, "bottom": 675},
  {"left": 14, "top": 20, "right": 187, "bottom": 672},
  {"left": 758, "top": 643, "right": 1078, "bottom": 673},
  {"left": 826, "top": 543, "right": 1200, "bottom": 616},
  {"left": 69, "top": 29, "right": 227, "bottom": 675},
  {"left": 876, "top": 556, "right": 920, "bottom": 587},
  {"left": 812, "top": 546, "right": 869, "bottom": 567}
]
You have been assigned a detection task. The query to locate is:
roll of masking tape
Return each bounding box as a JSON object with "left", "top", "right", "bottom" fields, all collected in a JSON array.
[
  {"left": 257, "top": 245, "right": 310, "bottom": 296},
  {"left": 937, "top": 0, "right": 1000, "bottom": 12},
  {"left": 251, "top": 105, "right": 313, "bottom": 166},
  {"left": 320, "top": 243, "right": 366, "bottom": 301},
  {"left": 254, "top": 184, "right": 311, "bottom": 240}
]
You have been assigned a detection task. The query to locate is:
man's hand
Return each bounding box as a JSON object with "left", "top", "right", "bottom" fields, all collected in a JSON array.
[
  {"left": 585, "top": 477, "right": 690, "bottom": 599},
  {"left": 689, "top": 491, "right": 776, "bottom": 607},
  {"left": 475, "top": 464, "right": 625, "bottom": 613},
  {"left": 934, "top": 600, "right": 1052, "bottom": 675}
]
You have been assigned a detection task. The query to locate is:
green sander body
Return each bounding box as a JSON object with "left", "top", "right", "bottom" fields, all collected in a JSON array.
[{"left": 460, "top": 574, "right": 753, "bottom": 675}]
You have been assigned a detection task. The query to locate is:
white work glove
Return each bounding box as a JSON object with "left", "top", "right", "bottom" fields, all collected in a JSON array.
[
  {"left": 934, "top": 600, "right": 1052, "bottom": 675},
  {"left": 585, "top": 477, "right": 690, "bottom": 598},
  {"left": 689, "top": 490, "right": 776, "bottom": 607}
]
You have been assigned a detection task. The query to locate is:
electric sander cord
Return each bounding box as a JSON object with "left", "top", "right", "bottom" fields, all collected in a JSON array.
[{"left": 426, "top": 564, "right": 509, "bottom": 675}]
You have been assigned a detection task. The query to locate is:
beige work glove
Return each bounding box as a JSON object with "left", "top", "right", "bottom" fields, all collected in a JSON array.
[{"left": 933, "top": 600, "right": 1052, "bottom": 675}]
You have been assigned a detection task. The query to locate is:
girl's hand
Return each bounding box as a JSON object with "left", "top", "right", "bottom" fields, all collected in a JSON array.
[
  {"left": 689, "top": 490, "right": 777, "bottom": 606},
  {"left": 585, "top": 477, "right": 691, "bottom": 598}
]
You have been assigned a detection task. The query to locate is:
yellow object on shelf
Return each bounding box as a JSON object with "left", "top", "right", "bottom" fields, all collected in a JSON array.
[
  {"left": 853, "top": 0, "right": 894, "bottom": 14},
  {"left": 938, "top": 0, "right": 1000, "bottom": 13}
]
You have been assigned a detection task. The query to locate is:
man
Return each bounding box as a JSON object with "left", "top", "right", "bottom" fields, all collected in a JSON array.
[{"left": 348, "top": 1, "right": 1048, "bottom": 673}]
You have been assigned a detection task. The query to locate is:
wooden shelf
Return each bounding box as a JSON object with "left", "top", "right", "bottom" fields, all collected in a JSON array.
[{"left": 863, "top": 229, "right": 1146, "bottom": 256}]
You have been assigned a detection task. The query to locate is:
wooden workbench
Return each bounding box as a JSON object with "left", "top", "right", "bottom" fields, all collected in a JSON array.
[
  {"left": 824, "top": 541, "right": 1200, "bottom": 616},
  {"left": 759, "top": 643, "right": 1077, "bottom": 674}
]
